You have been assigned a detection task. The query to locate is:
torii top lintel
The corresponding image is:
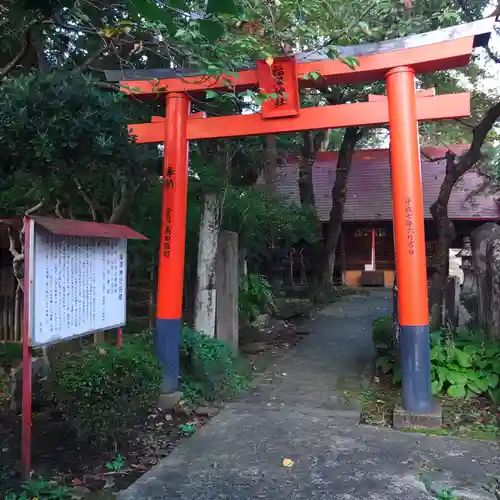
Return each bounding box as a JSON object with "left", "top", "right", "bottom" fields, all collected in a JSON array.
[
  {"left": 107, "top": 18, "right": 493, "bottom": 96},
  {"left": 113, "top": 19, "right": 494, "bottom": 141}
]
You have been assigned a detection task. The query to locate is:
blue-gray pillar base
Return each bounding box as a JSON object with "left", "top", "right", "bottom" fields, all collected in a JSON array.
[
  {"left": 400, "top": 325, "right": 433, "bottom": 413},
  {"left": 155, "top": 318, "right": 181, "bottom": 395}
]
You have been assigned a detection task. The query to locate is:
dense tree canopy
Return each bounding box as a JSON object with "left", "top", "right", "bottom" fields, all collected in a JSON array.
[{"left": 0, "top": 73, "right": 159, "bottom": 221}]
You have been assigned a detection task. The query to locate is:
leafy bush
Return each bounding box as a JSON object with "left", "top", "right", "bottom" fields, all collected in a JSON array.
[
  {"left": 239, "top": 273, "right": 276, "bottom": 321},
  {"left": 376, "top": 329, "right": 500, "bottom": 401},
  {"left": 5, "top": 478, "right": 72, "bottom": 500},
  {"left": 180, "top": 327, "right": 251, "bottom": 405},
  {"left": 375, "top": 353, "right": 402, "bottom": 385},
  {"left": 48, "top": 334, "right": 161, "bottom": 446},
  {"left": 0, "top": 371, "right": 13, "bottom": 411},
  {"left": 372, "top": 315, "right": 394, "bottom": 347},
  {"left": 429, "top": 330, "right": 500, "bottom": 400}
]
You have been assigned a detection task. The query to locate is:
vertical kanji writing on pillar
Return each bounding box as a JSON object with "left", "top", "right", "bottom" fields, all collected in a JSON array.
[
  {"left": 404, "top": 196, "right": 415, "bottom": 256},
  {"left": 164, "top": 207, "right": 173, "bottom": 257},
  {"left": 165, "top": 167, "right": 175, "bottom": 189}
]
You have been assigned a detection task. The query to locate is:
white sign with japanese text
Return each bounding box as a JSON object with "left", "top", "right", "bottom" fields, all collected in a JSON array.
[{"left": 29, "top": 224, "right": 127, "bottom": 346}]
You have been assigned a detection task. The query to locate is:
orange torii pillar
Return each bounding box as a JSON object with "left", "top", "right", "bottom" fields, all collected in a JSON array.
[
  {"left": 386, "top": 66, "right": 432, "bottom": 413},
  {"left": 155, "top": 93, "right": 190, "bottom": 396}
]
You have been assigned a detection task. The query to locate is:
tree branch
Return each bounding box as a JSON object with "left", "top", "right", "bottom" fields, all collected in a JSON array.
[
  {"left": 485, "top": 44, "right": 500, "bottom": 65},
  {"left": 454, "top": 117, "right": 474, "bottom": 129},
  {"left": 454, "top": 0, "right": 500, "bottom": 63},
  {"left": 6, "top": 227, "right": 23, "bottom": 263},
  {"left": 323, "top": 0, "right": 379, "bottom": 49},
  {"left": 74, "top": 178, "right": 97, "bottom": 221},
  {"left": 0, "top": 21, "right": 37, "bottom": 79},
  {"left": 108, "top": 182, "right": 131, "bottom": 224},
  {"left": 25, "top": 200, "right": 44, "bottom": 216},
  {"left": 420, "top": 150, "right": 447, "bottom": 163},
  {"left": 55, "top": 199, "right": 64, "bottom": 218},
  {"left": 70, "top": 43, "right": 109, "bottom": 75},
  {"left": 93, "top": 80, "right": 122, "bottom": 92},
  {"left": 43, "top": 19, "right": 99, "bottom": 36},
  {"left": 4, "top": 226, "right": 25, "bottom": 292},
  {"left": 456, "top": 100, "right": 500, "bottom": 177}
]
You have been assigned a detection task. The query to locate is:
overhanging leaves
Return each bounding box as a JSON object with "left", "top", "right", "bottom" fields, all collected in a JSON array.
[
  {"left": 206, "top": 0, "right": 238, "bottom": 15},
  {"left": 127, "top": 0, "right": 176, "bottom": 33},
  {"left": 168, "top": 0, "right": 189, "bottom": 11},
  {"left": 199, "top": 20, "right": 225, "bottom": 42}
]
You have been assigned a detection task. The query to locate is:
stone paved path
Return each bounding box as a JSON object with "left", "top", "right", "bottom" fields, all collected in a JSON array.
[{"left": 119, "top": 292, "right": 499, "bottom": 500}]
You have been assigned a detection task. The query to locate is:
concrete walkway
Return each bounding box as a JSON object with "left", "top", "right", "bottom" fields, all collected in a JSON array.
[{"left": 120, "top": 292, "right": 499, "bottom": 500}]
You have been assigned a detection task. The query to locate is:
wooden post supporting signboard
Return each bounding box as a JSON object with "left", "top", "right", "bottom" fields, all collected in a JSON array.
[{"left": 21, "top": 218, "right": 33, "bottom": 480}]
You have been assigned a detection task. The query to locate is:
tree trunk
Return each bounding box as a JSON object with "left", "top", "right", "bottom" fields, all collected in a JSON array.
[
  {"left": 428, "top": 100, "right": 500, "bottom": 328},
  {"left": 316, "top": 127, "right": 362, "bottom": 288},
  {"left": 263, "top": 135, "right": 278, "bottom": 196},
  {"left": 298, "top": 131, "right": 316, "bottom": 207},
  {"left": 429, "top": 153, "right": 457, "bottom": 331},
  {"left": 194, "top": 193, "right": 220, "bottom": 336},
  {"left": 320, "top": 129, "right": 331, "bottom": 152},
  {"left": 298, "top": 130, "right": 328, "bottom": 208}
]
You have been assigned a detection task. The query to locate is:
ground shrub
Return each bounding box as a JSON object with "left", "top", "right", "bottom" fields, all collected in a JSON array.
[
  {"left": 4, "top": 478, "right": 73, "bottom": 500},
  {"left": 48, "top": 333, "right": 161, "bottom": 446},
  {"left": 376, "top": 329, "right": 500, "bottom": 401},
  {"left": 371, "top": 315, "right": 394, "bottom": 348},
  {"left": 180, "top": 327, "right": 251, "bottom": 405},
  {"left": 239, "top": 274, "right": 276, "bottom": 322},
  {"left": 0, "top": 371, "right": 12, "bottom": 411},
  {"left": 0, "top": 343, "right": 22, "bottom": 371}
]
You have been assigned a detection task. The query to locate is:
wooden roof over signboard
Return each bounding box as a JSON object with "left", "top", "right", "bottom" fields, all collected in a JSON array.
[{"left": 30, "top": 217, "right": 148, "bottom": 240}]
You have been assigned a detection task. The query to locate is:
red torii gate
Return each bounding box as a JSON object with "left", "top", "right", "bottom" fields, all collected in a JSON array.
[{"left": 106, "top": 19, "right": 493, "bottom": 414}]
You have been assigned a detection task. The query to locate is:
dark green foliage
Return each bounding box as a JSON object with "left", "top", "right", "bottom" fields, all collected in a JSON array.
[
  {"left": 182, "top": 171, "right": 321, "bottom": 315},
  {"left": 375, "top": 352, "right": 402, "bottom": 386},
  {"left": 187, "top": 150, "right": 321, "bottom": 269},
  {"left": 376, "top": 328, "right": 500, "bottom": 402},
  {"left": 371, "top": 315, "right": 394, "bottom": 347},
  {"left": 0, "top": 343, "right": 22, "bottom": 370},
  {"left": 0, "top": 72, "right": 158, "bottom": 219},
  {"left": 180, "top": 327, "right": 251, "bottom": 405},
  {"left": 5, "top": 478, "right": 73, "bottom": 500},
  {"left": 48, "top": 334, "right": 161, "bottom": 446},
  {"left": 429, "top": 330, "right": 500, "bottom": 400},
  {"left": 239, "top": 273, "right": 276, "bottom": 322},
  {"left": 222, "top": 187, "right": 321, "bottom": 267}
]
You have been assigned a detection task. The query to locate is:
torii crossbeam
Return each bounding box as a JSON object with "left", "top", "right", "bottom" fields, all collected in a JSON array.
[{"left": 107, "top": 18, "right": 494, "bottom": 415}]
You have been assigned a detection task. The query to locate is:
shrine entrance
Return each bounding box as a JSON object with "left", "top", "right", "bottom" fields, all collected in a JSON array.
[{"left": 106, "top": 19, "right": 493, "bottom": 414}]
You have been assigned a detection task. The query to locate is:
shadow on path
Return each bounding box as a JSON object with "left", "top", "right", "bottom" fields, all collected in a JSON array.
[{"left": 119, "top": 291, "right": 499, "bottom": 500}]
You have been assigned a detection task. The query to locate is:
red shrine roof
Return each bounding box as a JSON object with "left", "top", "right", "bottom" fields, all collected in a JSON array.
[{"left": 276, "top": 146, "right": 500, "bottom": 222}]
